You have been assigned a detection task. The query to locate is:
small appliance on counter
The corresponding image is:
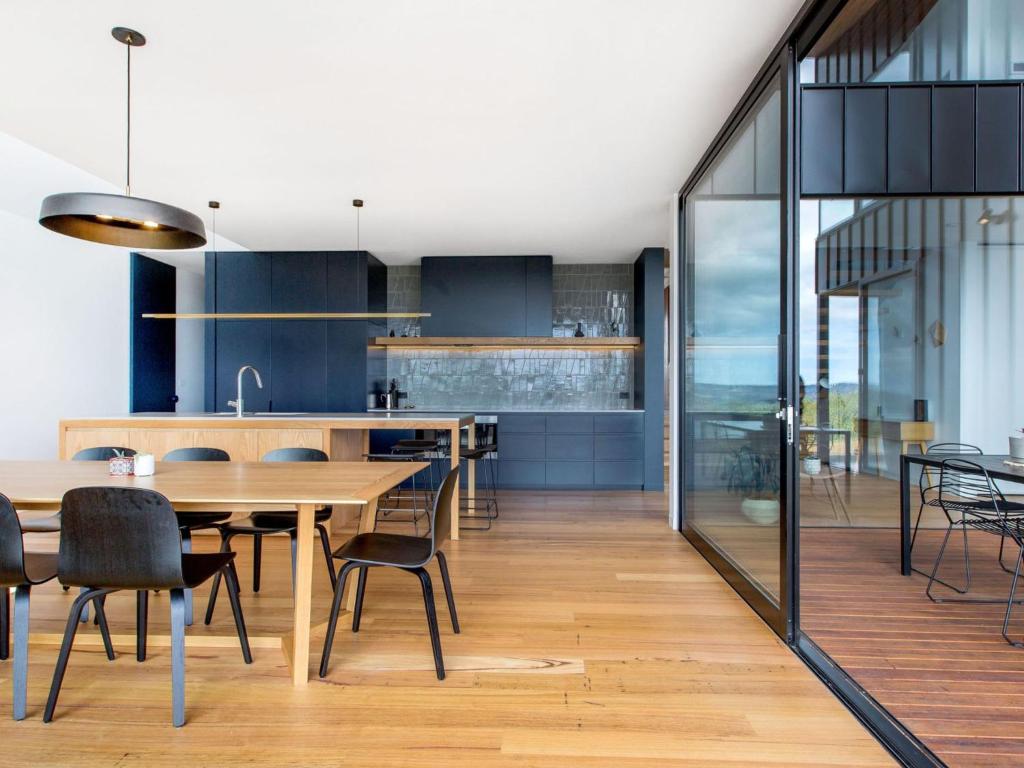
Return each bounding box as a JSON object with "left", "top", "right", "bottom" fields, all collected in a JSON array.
[{"left": 378, "top": 378, "right": 409, "bottom": 410}]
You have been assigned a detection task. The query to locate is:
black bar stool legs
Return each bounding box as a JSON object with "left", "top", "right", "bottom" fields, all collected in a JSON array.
[{"left": 459, "top": 446, "right": 499, "bottom": 531}]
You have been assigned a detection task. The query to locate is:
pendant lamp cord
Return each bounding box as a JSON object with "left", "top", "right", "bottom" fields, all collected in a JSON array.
[
  {"left": 356, "top": 206, "right": 361, "bottom": 252},
  {"left": 125, "top": 37, "right": 132, "bottom": 197}
]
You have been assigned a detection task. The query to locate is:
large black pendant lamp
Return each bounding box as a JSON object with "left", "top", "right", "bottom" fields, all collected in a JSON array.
[{"left": 39, "top": 27, "right": 205, "bottom": 249}]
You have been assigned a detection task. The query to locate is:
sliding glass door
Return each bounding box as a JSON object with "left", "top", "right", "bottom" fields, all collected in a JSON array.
[{"left": 680, "top": 53, "right": 796, "bottom": 634}]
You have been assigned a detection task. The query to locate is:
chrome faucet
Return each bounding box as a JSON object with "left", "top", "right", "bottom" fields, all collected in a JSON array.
[{"left": 228, "top": 365, "right": 263, "bottom": 417}]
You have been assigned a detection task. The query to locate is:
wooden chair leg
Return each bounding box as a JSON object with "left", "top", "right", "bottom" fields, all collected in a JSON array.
[
  {"left": 414, "top": 567, "right": 445, "bottom": 680},
  {"left": 436, "top": 551, "right": 460, "bottom": 633},
  {"left": 44, "top": 588, "right": 106, "bottom": 723},
  {"left": 12, "top": 585, "right": 30, "bottom": 720},
  {"left": 221, "top": 564, "right": 253, "bottom": 664},
  {"left": 352, "top": 567, "right": 368, "bottom": 632},
  {"left": 204, "top": 532, "right": 234, "bottom": 625},
  {"left": 93, "top": 595, "right": 115, "bottom": 661},
  {"left": 319, "top": 562, "right": 358, "bottom": 678},
  {"left": 136, "top": 590, "right": 149, "bottom": 662},
  {"left": 317, "top": 524, "right": 337, "bottom": 588},
  {"left": 252, "top": 533, "right": 262, "bottom": 593},
  {"left": 169, "top": 589, "right": 186, "bottom": 727},
  {"left": 0, "top": 586, "right": 9, "bottom": 662}
]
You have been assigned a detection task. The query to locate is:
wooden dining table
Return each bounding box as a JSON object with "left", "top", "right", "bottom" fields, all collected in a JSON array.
[{"left": 0, "top": 458, "right": 427, "bottom": 685}]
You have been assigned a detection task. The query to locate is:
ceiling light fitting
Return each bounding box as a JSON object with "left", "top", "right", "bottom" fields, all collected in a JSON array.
[{"left": 38, "top": 27, "right": 205, "bottom": 249}]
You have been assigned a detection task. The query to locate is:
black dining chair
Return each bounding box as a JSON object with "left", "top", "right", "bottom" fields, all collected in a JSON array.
[
  {"left": 0, "top": 493, "right": 100, "bottom": 720},
  {"left": 18, "top": 446, "right": 137, "bottom": 535},
  {"left": 204, "top": 447, "right": 336, "bottom": 625},
  {"left": 163, "top": 447, "right": 233, "bottom": 626},
  {"left": 320, "top": 466, "right": 460, "bottom": 681},
  {"left": 44, "top": 486, "right": 251, "bottom": 727},
  {"left": 925, "top": 459, "right": 1024, "bottom": 645}
]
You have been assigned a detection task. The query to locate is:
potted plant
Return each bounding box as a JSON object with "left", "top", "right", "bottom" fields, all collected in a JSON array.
[{"left": 723, "top": 445, "right": 781, "bottom": 525}]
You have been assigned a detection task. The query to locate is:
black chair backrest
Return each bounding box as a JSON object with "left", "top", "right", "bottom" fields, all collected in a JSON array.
[
  {"left": 72, "top": 446, "right": 137, "bottom": 461},
  {"left": 262, "top": 447, "right": 328, "bottom": 462},
  {"left": 164, "top": 447, "right": 230, "bottom": 462},
  {"left": 921, "top": 443, "right": 983, "bottom": 495},
  {"left": 429, "top": 467, "right": 459, "bottom": 554},
  {"left": 58, "top": 487, "right": 185, "bottom": 590},
  {"left": 938, "top": 458, "right": 1001, "bottom": 512},
  {"left": 0, "top": 493, "right": 26, "bottom": 586}
]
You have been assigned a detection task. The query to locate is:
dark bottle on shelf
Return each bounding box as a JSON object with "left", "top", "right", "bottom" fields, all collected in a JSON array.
[{"left": 574, "top": 322, "right": 585, "bottom": 337}]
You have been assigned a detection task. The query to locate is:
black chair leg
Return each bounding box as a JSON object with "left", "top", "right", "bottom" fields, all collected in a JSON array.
[
  {"left": 1002, "top": 544, "right": 1024, "bottom": 647},
  {"left": 317, "top": 524, "right": 337, "bottom": 589},
  {"left": 44, "top": 588, "right": 109, "bottom": 723},
  {"left": 252, "top": 533, "right": 262, "bottom": 593},
  {"left": 414, "top": 567, "right": 445, "bottom": 680},
  {"left": 93, "top": 595, "right": 115, "bottom": 661},
  {"left": 169, "top": 589, "right": 186, "bottom": 727},
  {"left": 0, "top": 586, "right": 9, "bottom": 661},
  {"left": 435, "top": 551, "right": 460, "bottom": 633},
  {"left": 290, "top": 532, "right": 298, "bottom": 593},
  {"left": 204, "top": 532, "right": 234, "bottom": 625},
  {"left": 352, "top": 567, "right": 368, "bottom": 633},
  {"left": 180, "top": 528, "right": 194, "bottom": 627},
  {"left": 319, "top": 562, "right": 359, "bottom": 678},
  {"left": 221, "top": 564, "right": 253, "bottom": 664},
  {"left": 12, "top": 585, "right": 29, "bottom": 720},
  {"left": 137, "top": 590, "right": 149, "bottom": 662}
]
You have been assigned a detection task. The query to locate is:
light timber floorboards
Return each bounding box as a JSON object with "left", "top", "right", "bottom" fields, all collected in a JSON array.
[{"left": 0, "top": 491, "right": 892, "bottom": 767}]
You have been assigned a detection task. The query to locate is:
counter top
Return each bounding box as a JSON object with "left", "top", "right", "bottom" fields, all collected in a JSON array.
[{"left": 66, "top": 412, "right": 475, "bottom": 424}]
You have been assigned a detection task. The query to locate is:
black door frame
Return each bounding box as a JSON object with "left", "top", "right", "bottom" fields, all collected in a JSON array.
[{"left": 675, "top": 0, "right": 947, "bottom": 765}]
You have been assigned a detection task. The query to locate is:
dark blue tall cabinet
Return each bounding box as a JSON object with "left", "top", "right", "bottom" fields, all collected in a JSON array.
[{"left": 204, "top": 251, "right": 384, "bottom": 413}]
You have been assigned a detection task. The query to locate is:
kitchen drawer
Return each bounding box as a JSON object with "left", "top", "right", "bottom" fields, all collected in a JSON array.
[
  {"left": 498, "top": 460, "right": 546, "bottom": 488},
  {"left": 500, "top": 413, "right": 547, "bottom": 433},
  {"left": 546, "top": 460, "right": 594, "bottom": 487},
  {"left": 546, "top": 413, "right": 594, "bottom": 433},
  {"left": 594, "top": 433, "right": 644, "bottom": 461},
  {"left": 594, "top": 413, "right": 643, "bottom": 433},
  {"left": 545, "top": 434, "right": 593, "bottom": 461},
  {"left": 594, "top": 460, "right": 643, "bottom": 488},
  {"left": 500, "top": 433, "right": 546, "bottom": 460}
]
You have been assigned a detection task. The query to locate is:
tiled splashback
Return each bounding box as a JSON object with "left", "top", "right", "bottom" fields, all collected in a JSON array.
[
  {"left": 383, "top": 263, "right": 635, "bottom": 410},
  {"left": 387, "top": 349, "right": 634, "bottom": 411},
  {"left": 552, "top": 264, "right": 633, "bottom": 337}
]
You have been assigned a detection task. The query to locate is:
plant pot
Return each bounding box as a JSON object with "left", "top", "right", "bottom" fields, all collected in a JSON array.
[
  {"left": 802, "top": 457, "right": 822, "bottom": 475},
  {"left": 1011, "top": 436, "right": 1024, "bottom": 460},
  {"left": 741, "top": 498, "right": 780, "bottom": 526}
]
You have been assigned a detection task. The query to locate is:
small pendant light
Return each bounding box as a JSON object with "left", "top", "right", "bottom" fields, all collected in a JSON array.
[{"left": 38, "top": 27, "right": 206, "bottom": 249}]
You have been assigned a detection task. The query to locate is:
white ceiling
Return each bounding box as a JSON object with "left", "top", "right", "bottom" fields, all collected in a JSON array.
[{"left": 1, "top": 1, "right": 802, "bottom": 264}]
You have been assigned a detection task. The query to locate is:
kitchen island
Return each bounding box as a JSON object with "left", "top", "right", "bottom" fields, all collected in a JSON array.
[{"left": 58, "top": 412, "right": 476, "bottom": 538}]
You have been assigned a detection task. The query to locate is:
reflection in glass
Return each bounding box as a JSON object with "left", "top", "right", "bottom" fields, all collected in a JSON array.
[{"left": 684, "top": 75, "right": 782, "bottom": 601}]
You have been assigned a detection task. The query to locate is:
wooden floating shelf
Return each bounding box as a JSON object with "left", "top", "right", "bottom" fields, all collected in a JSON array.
[
  {"left": 142, "top": 312, "right": 430, "bottom": 320},
  {"left": 371, "top": 336, "right": 641, "bottom": 350}
]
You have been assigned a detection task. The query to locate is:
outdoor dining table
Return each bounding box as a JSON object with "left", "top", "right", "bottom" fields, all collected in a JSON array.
[{"left": 0, "top": 458, "right": 427, "bottom": 685}]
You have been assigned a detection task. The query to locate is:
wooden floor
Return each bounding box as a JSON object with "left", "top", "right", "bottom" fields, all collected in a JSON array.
[
  {"left": 0, "top": 491, "right": 891, "bottom": 767},
  {"left": 803, "top": 526, "right": 1024, "bottom": 768}
]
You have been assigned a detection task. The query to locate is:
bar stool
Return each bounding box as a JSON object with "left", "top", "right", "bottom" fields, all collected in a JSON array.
[
  {"left": 365, "top": 451, "right": 430, "bottom": 534},
  {"left": 163, "top": 447, "right": 234, "bottom": 626},
  {"left": 392, "top": 439, "right": 441, "bottom": 501},
  {"left": 460, "top": 444, "right": 499, "bottom": 531}
]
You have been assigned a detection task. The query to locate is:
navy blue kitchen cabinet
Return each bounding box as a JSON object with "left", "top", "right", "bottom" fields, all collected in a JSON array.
[
  {"left": 419, "top": 255, "right": 553, "bottom": 337},
  {"left": 205, "top": 251, "right": 379, "bottom": 413},
  {"left": 497, "top": 411, "right": 645, "bottom": 490},
  {"left": 209, "top": 252, "right": 272, "bottom": 413},
  {"left": 270, "top": 252, "right": 327, "bottom": 412}
]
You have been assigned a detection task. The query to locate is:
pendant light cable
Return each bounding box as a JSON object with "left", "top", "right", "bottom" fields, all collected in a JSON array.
[{"left": 126, "top": 35, "right": 132, "bottom": 196}]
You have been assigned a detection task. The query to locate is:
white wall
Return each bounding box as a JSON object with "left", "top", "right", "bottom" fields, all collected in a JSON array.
[{"left": 0, "top": 208, "right": 129, "bottom": 459}]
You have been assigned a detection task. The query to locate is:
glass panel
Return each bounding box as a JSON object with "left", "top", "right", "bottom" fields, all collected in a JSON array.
[{"left": 684, "top": 74, "right": 782, "bottom": 602}]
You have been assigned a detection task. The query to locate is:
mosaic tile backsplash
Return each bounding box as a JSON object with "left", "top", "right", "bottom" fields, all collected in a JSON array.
[
  {"left": 552, "top": 264, "right": 633, "bottom": 337},
  {"left": 383, "top": 263, "right": 635, "bottom": 410},
  {"left": 387, "top": 349, "right": 634, "bottom": 411}
]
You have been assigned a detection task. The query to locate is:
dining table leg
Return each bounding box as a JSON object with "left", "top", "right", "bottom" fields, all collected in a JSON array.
[
  {"left": 450, "top": 427, "right": 461, "bottom": 541},
  {"left": 290, "top": 503, "right": 316, "bottom": 686}
]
